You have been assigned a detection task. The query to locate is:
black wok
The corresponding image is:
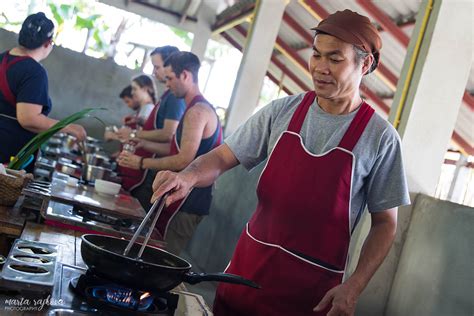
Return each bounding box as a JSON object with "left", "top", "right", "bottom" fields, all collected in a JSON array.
[{"left": 81, "top": 234, "right": 260, "bottom": 292}]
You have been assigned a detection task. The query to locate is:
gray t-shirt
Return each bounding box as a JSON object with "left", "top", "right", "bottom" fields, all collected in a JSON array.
[{"left": 225, "top": 93, "right": 410, "bottom": 230}]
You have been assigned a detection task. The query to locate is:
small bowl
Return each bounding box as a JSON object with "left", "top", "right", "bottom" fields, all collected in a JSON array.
[
  {"left": 67, "top": 177, "right": 78, "bottom": 187},
  {"left": 94, "top": 179, "right": 121, "bottom": 196}
]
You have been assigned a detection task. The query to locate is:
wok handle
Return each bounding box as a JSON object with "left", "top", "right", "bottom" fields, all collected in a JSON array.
[{"left": 183, "top": 272, "right": 260, "bottom": 289}]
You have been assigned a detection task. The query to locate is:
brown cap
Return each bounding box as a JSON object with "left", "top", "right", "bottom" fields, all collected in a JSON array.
[{"left": 312, "top": 9, "right": 382, "bottom": 73}]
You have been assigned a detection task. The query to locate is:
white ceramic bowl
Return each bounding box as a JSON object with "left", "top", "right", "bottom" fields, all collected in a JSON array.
[
  {"left": 94, "top": 179, "right": 121, "bottom": 196},
  {"left": 66, "top": 177, "right": 78, "bottom": 187}
]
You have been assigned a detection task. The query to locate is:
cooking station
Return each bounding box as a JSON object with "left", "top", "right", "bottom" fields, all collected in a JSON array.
[
  {"left": 0, "top": 134, "right": 212, "bottom": 315},
  {"left": 0, "top": 222, "right": 212, "bottom": 315}
]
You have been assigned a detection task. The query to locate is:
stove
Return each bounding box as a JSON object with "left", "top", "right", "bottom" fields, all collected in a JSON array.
[
  {"left": 0, "top": 263, "right": 211, "bottom": 315},
  {"left": 44, "top": 201, "right": 138, "bottom": 235},
  {"left": 0, "top": 239, "right": 59, "bottom": 294},
  {"left": 69, "top": 269, "right": 178, "bottom": 315}
]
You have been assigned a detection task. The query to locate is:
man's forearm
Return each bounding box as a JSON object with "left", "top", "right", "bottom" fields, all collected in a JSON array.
[
  {"left": 20, "top": 114, "right": 58, "bottom": 133},
  {"left": 181, "top": 144, "right": 240, "bottom": 188},
  {"left": 142, "top": 141, "right": 170, "bottom": 156},
  {"left": 344, "top": 209, "right": 397, "bottom": 295},
  {"left": 143, "top": 155, "right": 186, "bottom": 172},
  {"left": 138, "top": 129, "right": 172, "bottom": 143}
]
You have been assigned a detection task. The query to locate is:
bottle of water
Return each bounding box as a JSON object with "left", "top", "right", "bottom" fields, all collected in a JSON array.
[{"left": 123, "top": 142, "right": 136, "bottom": 154}]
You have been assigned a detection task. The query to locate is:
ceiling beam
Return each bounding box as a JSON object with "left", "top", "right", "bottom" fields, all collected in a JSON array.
[
  {"left": 275, "top": 37, "right": 311, "bottom": 78},
  {"left": 234, "top": 25, "right": 312, "bottom": 91},
  {"left": 360, "top": 85, "right": 391, "bottom": 114},
  {"left": 355, "top": 0, "right": 473, "bottom": 152},
  {"left": 98, "top": 0, "right": 197, "bottom": 32},
  {"left": 298, "top": 0, "right": 327, "bottom": 20},
  {"left": 212, "top": 6, "right": 254, "bottom": 35},
  {"left": 267, "top": 72, "right": 293, "bottom": 95},
  {"left": 131, "top": 0, "right": 198, "bottom": 22},
  {"left": 221, "top": 31, "right": 293, "bottom": 95},
  {"left": 452, "top": 131, "right": 474, "bottom": 156},
  {"left": 357, "top": 1, "right": 474, "bottom": 110},
  {"left": 463, "top": 91, "right": 474, "bottom": 111},
  {"left": 282, "top": 12, "right": 314, "bottom": 43},
  {"left": 356, "top": 0, "right": 409, "bottom": 47}
]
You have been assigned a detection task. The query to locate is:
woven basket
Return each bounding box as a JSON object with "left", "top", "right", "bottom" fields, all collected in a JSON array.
[{"left": 0, "top": 169, "right": 32, "bottom": 206}]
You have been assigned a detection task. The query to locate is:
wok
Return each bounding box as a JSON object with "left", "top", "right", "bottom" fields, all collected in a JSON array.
[{"left": 81, "top": 234, "right": 259, "bottom": 292}]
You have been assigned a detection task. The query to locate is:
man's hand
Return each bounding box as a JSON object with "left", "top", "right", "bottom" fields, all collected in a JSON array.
[
  {"left": 123, "top": 115, "right": 137, "bottom": 125},
  {"left": 104, "top": 130, "right": 118, "bottom": 141},
  {"left": 117, "top": 151, "right": 141, "bottom": 170},
  {"left": 313, "top": 282, "right": 360, "bottom": 316},
  {"left": 63, "top": 123, "right": 87, "bottom": 141},
  {"left": 116, "top": 127, "right": 132, "bottom": 143},
  {"left": 151, "top": 171, "right": 194, "bottom": 206}
]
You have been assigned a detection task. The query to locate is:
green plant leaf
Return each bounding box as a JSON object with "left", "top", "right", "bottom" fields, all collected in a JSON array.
[
  {"left": 48, "top": 3, "right": 64, "bottom": 25},
  {"left": 8, "top": 107, "right": 106, "bottom": 170}
]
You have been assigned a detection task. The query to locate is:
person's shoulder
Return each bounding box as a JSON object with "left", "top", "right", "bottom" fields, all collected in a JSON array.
[
  {"left": 184, "top": 102, "right": 212, "bottom": 124},
  {"left": 364, "top": 107, "right": 402, "bottom": 151},
  {"left": 19, "top": 58, "right": 47, "bottom": 78},
  {"left": 164, "top": 92, "right": 185, "bottom": 106}
]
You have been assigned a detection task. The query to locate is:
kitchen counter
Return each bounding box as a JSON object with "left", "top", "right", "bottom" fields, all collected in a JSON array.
[
  {"left": 8, "top": 221, "right": 213, "bottom": 315},
  {"left": 20, "top": 221, "right": 85, "bottom": 268},
  {"left": 49, "top": 179, "right": 145, "bottom": 220},
  {"left": 0, "top": 197, "right": 29, "bottom": 237}
]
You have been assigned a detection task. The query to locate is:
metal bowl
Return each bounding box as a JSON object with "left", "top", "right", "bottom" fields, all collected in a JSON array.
[{"left": 83, "top": 165, "right": 112, "bottom": 182}]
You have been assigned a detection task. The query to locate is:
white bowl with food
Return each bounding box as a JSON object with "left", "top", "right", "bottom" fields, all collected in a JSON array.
[{"left": 94, "top": 179, "right": 121, "bottom": 196}]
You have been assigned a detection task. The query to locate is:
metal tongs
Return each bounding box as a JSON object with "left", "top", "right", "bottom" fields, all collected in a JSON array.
[{"left": 122, "top": 192, "right": 169, "bottom": 258}]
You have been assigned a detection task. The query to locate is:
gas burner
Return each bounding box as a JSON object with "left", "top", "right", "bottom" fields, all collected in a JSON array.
[
  {"left": 69, "top": 270, "right": 178, "bottom": 315},
  {"left": 70, "top": 205, "right": 134, "bottom": 229}
]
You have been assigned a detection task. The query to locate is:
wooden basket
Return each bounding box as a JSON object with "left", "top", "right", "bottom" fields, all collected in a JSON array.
[{"left": 0, "top": 169, "right": 32, "bottom": 206}]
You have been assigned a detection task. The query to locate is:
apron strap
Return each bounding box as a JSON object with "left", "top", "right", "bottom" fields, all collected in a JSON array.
[
  {"left": 182, "top": 94, "right": 222, "bottom": 149},
  {"left": 214, "top": 121, "right": 223, "bottom": 148},
  {"left": 0, "top": 51, "right": 31, "bottom": 107},
  {"left": 287, "top": 91, "right": 316, "bottom": 133},
  {"left": 188, "top": 95, "right": 206, "bottom": 108},
  {"left": 337, "top": 102, "right": 375, "bottom": 151}
]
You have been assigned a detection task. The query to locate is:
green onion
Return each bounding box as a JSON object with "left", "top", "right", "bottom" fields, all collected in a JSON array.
[{"left": 8, "top": 107, "right": 106, "bottom": 170}]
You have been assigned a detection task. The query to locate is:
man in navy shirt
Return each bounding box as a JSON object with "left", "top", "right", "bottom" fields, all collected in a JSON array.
[{"left": 0, "top": 12, "right": 86, "bottom": 170}]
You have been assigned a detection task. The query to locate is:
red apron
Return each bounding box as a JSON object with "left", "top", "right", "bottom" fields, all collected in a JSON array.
[
  {"left": 0, "top": 51, "right": 31, "bottom": 107},
  {"left": 153, "top": 95, "right": 222, "bottom": 239},
  {"left": 119, "top": 92, "right": 170, "bottom": 191},
  {"left": 213, "top": 91, "right": 374, "bottom": 316}
]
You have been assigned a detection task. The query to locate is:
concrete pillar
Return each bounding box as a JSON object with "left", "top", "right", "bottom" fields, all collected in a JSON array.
[
  {"left": 347, "top": 1, "right": 473, "bottom": 315},
  {"left": 388, "top": 0, "right": 472, "bottom": 196},
  {"left": 224, "top": 0, "right": 288, "bottom": 135},
  {"left": 191, "top": 1, "right": 216, "bottom": 61}
]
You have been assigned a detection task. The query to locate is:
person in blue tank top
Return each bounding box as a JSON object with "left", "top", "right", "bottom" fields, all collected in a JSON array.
[
  {"left": 0, "top": 12, "right": 86, "bottom": 170},
  {"left": 118, "top": 52, "right": 222, "bottom": 255}
]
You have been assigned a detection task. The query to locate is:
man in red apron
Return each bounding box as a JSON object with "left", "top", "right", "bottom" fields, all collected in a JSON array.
[
  {"left": 151, "top": 10, "right": 410, "bottom": 315},
  {"left": 116, "top": 46, "right": 186, "bottom": 209},
  {"left": 120, "top": 52, "right": 222, "bottom": 254}
]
